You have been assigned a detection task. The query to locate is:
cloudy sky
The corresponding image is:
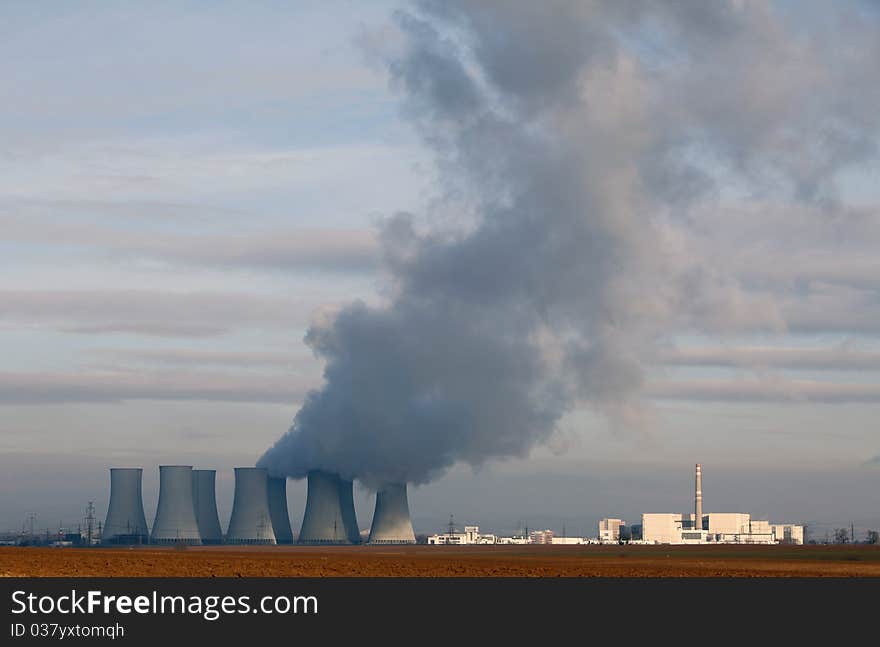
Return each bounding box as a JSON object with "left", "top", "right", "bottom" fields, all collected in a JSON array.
[{"left": 2, "top": 0, "right": 879, "bottom": 540}]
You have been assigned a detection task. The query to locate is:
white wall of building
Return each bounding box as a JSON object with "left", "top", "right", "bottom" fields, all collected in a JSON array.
[
  {"left": 427, "top": 525, "right": 499, "bottom": 545},
  {"left": 749, "top": 519, "right": 771, "bottom": 534},
  {"left": 598, "top": 518, "right": 624, "bottom": 542},
  {"left": 707, "top": 513, "right": 751, "bottom": 534},
  {"left": 551, "top": 537, "right": 588, "bottom": 545},
  {"left": 642, "top": 513, "right": 684, "bottom": 544},
  {"left": 772, "top": 524, "right": 805, "bottom": 544}
]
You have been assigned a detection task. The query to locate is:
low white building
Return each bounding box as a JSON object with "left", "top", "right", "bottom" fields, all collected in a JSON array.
[
  {"left": 642, "top": 513, "right": 686, "bottom": 544},
  {"left": 750, "top": 519, "right": 771, "bottom": 534},
  {"left": 529, "top": 529, "right": 554, "bottom": 544},
  {"left": 427, "top": 525, "right": 497, "bottom": 545},
  {"left": 598, "top": 518, "right": 625, "bottom": 543},
  {"left": 772, "top": 524, "right": 805, "bottom": 544},
  {"left": 641, "top": 512, "right": 801, "bottom": 545},
  {"left": 551, "top": 537, "right": 590, "bottom": 545},
  {"left": 707, "top": 512, "right": 750, "bottom": 534}
]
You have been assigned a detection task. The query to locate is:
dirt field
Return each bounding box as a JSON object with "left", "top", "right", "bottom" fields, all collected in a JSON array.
[{"left": 2, "top": 544, "right": 880, "bottom": 577}]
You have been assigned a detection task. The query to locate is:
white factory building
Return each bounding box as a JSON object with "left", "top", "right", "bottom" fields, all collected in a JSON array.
[
  {"left": 641, "top": 512, "right": 783, "bottom": 544},
  {"left": 639, "top": 464, "right": 804, "bottom": 545},
  {"left": 598, "top": 518, "right": 625, "bottom": 543},
  {"left": 427, "top": 525, "right": 498, "bottom": 545},
  {"left": 428, "top": 526, "right": 594, "bottom": 545}
]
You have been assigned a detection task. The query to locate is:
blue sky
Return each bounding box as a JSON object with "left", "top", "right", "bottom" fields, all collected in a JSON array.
[{"left": 1, "top": 1, "right": 879, "bottom": 539}]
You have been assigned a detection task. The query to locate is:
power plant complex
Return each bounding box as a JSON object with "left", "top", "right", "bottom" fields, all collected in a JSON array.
[
  {"left": 636, "top": 463, "right": 805, "bottom": 545},
  {"left": 426, "top": 464, "right": 806, "bottom": 546},
  {"left": 98, "top": 465, "right": 416, "bottom": 545},
  {"left": 93, "top": 462, "right": 805, "bottom": 546}
]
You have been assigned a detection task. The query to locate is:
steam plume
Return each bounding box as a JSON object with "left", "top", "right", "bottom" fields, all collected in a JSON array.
[{"left": 260, "top": 1, "right": 880, "bottom": 485}]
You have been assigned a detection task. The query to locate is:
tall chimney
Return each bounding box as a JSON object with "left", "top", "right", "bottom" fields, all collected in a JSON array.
[{"left": 694, "top": 463, "right": 703, "bottom": 531}]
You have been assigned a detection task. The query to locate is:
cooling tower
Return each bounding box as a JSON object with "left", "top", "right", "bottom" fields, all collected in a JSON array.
[
  {"left": 298, "top": 470, "right": 351, "bottom": 544},
  {"left": 368, "top": 482, "right": 416, "bottom": 544},
  {"left": 151, "top": 465, "right": 202, "bottom": 544},
  {"left": 695, "top": 463, "right": 703, "bottom": 531},
  {"left": 192, "top": 469, "right": 223, "bottom": 544},
  {"left": 226, "top": 467, "right": 276, "bottom": 545},
  {"left": 267, "top": 476, "right": 294, "bottom": 544},
  {"left": 338, "top": 477, "right": 362, "bottom": 544},
  {"left": 102, "top": 468, "right": 149, "bottom": 544}
]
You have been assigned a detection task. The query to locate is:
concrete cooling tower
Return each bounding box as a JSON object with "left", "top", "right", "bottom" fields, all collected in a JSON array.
[
  {"left": 151, "top": 465, "right": 202, "bottom": 544},
  {"left": 102, "top": 468, "right": 149, "bottom": 544},
  {"left": 192, "top": 469, "right": 223, "bottom": 544},
  {"left": 298, "top": 470, "right": 358, "bottom": 544},
  {"left": 368, "top": 483, "right": 416, "bottom": 544},
  {"left": 226, "top": 467, "right": 276, "bottom": 545},
  {"left": 338, "top": 478, "right": 362, "bottom": 544},
  {"left": 267, "top": 476, "right": 294, "bottom": 544}
]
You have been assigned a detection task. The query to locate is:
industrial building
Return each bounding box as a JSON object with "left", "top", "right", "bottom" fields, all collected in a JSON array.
[
  {"left": 298, "top": 470, "right": 360, "bottom": 544},
  {"left": 550, "top": 536, "right": 591, "bottom": 545},
  {"left": 226, "top": 467, "right": 276, "bottom": 545},
  {"left": 338, "top": 478, "right": 362, "bottom": 544},
  {"left": 598, "top": 518, "right": 625, "bottom": 543},
  {"left": 192, "top": 469, "right": 223, "bottom": 544},
  {"left": 368, "top": 482, "right": 416, "bottom": 544},
  {"left": 427, "top": 525, "right": 596, "bottom": 545},
  {"left": 102, "top": 468, "right": 149, "bottom": 544},
  {"left": 99, "top": 465, "right": 293, "bottom": 545},
  {"left": 528, "top": 529, "right": 555, "bottom": 544},
  {"left": 427, "top": 525, "right": 497, "bottom": 545},
  {"left": 92, "top": 461, "right": 808, "bottom": 548},
  {"left": 267, "top": 476, "right": 294, "bottom": 544},
  {"left": 151, "top": 465, "right": 202, "bottom": 545},
  {"left": 772, "top": 524, "right": 805, "bottom": 544},
  {"left": 640, "top": 464, "right": 804, "bottom": 545}
]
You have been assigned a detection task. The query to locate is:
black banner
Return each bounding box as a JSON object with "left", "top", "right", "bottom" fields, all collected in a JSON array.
[{"left": 2, "top": 578, "right": 878, "bottom": 642}]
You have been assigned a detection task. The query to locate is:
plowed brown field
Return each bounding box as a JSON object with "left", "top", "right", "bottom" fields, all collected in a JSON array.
[{"left": 2, "top": 544, "right": 880, "bottom": 577}]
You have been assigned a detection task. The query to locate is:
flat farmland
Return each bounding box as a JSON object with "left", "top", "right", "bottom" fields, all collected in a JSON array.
[{"left": 2, "top": 544, "right": 880, "bottom": 577}]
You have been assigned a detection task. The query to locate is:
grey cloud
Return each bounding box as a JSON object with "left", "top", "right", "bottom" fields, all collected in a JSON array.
[
  {"left": 736, "top": 253, "right": 880, "bottom": 293},
  {"left": 1, "top": 213, "right": 379, "bottom": 273},
  {"left": 648, "top": 378, "right": 880, "bottom": 403},
  {"left": 658, "top": 346, "right": 880, "bottom": 371},
  {"left": 656, "top": 199, "right": 880, "bottom": 335},
  {"left": 183, "top": 229, "right": 377, "bottom": 273},
  {"left": 0, "top": 4, "right": 383, "bottom": 127},
  {"left": 0, "top": 290, "right": 313, "bottom": 338},
  {"left": 98, "top": 349, "right": 308, "bottom": 370},
  {"left": 679, "top": 200, "right": 880, "bottom": 292},
  {"left": 1, "top": 198, "right": 249, "bottom": 222},
  {"left": 0, "top": 370, "right": 309, "bottom": 405},
  {"left": 64, "top": 323, "right": 227, "bottom": 338},
  {"left": 781, "top": 284, "right": 880, "bottom": 335},
  {"left": 260, "top": 1, "right": 880, "bottom": 487},
  {"left": 419, "top": 0, "right": 614, "bottom": 113}
]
